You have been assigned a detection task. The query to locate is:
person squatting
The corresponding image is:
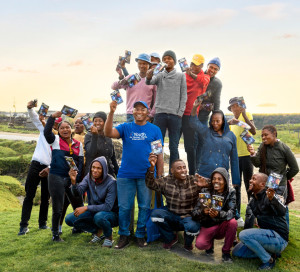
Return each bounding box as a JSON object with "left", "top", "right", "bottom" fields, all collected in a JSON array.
[{"left": 18, "top": 50, "right": 299, "bottom": 270}]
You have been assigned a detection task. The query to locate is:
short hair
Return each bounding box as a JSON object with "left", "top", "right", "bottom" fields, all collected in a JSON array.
[
  {"left": 171, "top": 159, "right": 184, "bottom": 168},
  {"left": 256, "top": 173, "right": 268, "bottom": 184}
]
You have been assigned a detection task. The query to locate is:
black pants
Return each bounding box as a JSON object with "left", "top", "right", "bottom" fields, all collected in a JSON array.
[
  {"left": 20, "top": 160, "right": 50, "bottom": 228},
  {"left": 48, "top": 173, "right": 83, "bottom": 236},
  {"left": 236, "top": 156, "right": 253, "bottom": 214}
]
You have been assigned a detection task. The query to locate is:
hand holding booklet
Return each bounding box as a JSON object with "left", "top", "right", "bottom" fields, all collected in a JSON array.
[
  {"left": 240, "top": 130, "right": 255, "bottom": 145},
  {"left": 178, "top": 57, "right": 189, "bottom": 72},
  {"left": 61, "top": 105, "right": 78, "bottom": 118},
  {"left": 266, "top": 172, "right": 283, "bottom": 189},
  {"left": 65, "top": 156, "right": 78, "bottom": 171},
  {"left": 81, "top": 114, "right": 93, "bottom": 131},
  {"left": 38, "top": 103, "right": 49, "bottom": 117},
  {"left": 151, "top": 139, "right": 163, "bottom": 155},
  {"left": 110, "top": 90, "right": 123, "bottom": 104}
]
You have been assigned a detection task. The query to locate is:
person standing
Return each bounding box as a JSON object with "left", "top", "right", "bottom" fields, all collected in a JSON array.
[
  {"left": 104, "top": 100, "right": 164, "bottom": 249},
  {"left": 18, "top": 100, "right": 51, "bottom": 235},
  {"left": 146, "top": 50, "right": 187, "bottom": 169}
]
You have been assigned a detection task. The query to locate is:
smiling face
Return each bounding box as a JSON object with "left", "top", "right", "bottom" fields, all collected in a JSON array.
[
  {"left": 74, "top": 118, "right": 84, "bottom": 134},
  {"left": 137, "top": 60, "right": 150, "bottom": 74},
  {"left": 211, "top": 113, "right": 224, "bottom": 133},
  {"left": 207, "top": 63, "right": 219, "bottom": 78},
  {"left": 162, "top": 56, "right": 175, "bottom": 71},
  {"left": 261, "top": 129, "right": 277, "bottom": 146},
  {"left": 91, "top": 161, "right": 103, "bottom": 180},
  {"left": 133, "top": 104, "right": 148, "bottom": 122},
  {"left": 212, "top": 172, "right": 225, "bottom": 193},
  {"left": 248, "top": 173, "right": 266, "bottom": 194},
  {"left": 58, "top": 121, "right": 72, "bottom": 139},
  {"left": 93, "top": 117, "right": 105, "bottom": 132},
  {"left": 171, "top": 160, "right": 187, "bottom": 181},
  {"left": 190, "top": 63, "right": 202, "bottom": 74},
  {"left": 230, "top": 103, "right": 242, "bottom": 118}
]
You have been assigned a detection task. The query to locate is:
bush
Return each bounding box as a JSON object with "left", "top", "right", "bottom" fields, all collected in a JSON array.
[
  {"left": 0, "top": 154, "right": 31, "bottom": 177},
  {"left": 0, "top": 175, "right": 25, "bottom": 197},
  {"left": 0, "top": 146, "right": 17, "bottom": 157}
]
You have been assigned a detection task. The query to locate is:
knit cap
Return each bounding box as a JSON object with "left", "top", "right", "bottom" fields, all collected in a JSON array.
[
  {"left": 93, "top": 111, "right": 107, "bottom": 123},
  {"left": 162, "top": 50, "right": 177, "bottom": 63},
  {"left": 208, "top": 57, "right": 221, "bottom": 70}
]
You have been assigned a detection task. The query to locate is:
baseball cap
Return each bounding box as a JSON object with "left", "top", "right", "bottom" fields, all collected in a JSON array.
[
  {"left": 133, "top": 101, "right": 149, "bottom": 110},
  {"left": 191, "top": 54, "right": 205, "bottom": 66}
]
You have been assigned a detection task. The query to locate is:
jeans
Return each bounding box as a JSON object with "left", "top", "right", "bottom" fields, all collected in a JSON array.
[
  {"left": 65, "top": 210, "right": 118, "bottom": 237},
  {"left": 181, "top": 115, "right": 196, "bottom": 175},
  {"left": 232, "top": 228, "right": 288, "bottom": 263},
  {"left": 195, "top": 120, "right": 208, "bottom": 172},
  {"left": 151, "top": 209, "right": 200, "bottom": 246},
  {"left": 126, "top": 114, "right": 134, "bottom": 123},
  {"left": 48, "top": 173, "right": 83, "bottom": 236},
  {"left": 117, "top": 178, "right": 152, "bottom": 238},
  {"left": 195, "top": 219, "right": 237, "bottom": 254},
  {"left": 154, "top": 113, "right": 182, "bottom": 170},
  {"left": 20, "top": 160, "right": 50, "bottom": 228}
]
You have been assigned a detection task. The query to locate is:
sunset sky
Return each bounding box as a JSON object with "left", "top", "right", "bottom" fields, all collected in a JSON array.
[{"left": 1, "top": 0, "right": 299, "bottom": 114}]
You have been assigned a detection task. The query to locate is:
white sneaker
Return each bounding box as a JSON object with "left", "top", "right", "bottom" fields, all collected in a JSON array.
[{"left": 237, "top": 217, "right": 245, "bottom": 228}]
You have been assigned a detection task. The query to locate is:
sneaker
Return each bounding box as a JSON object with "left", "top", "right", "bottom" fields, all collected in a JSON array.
[
  {"left": 163, "top": 234, "right": 178, "bottom": 250},
  {"left": 89, "top": 234, "right": 106, "bottom": 244},
  {"left": 102, "top": 238, "right": 113, "bottom": 248},
  {"left": 136, "top": 237, "right": 148, "bottom": 248},
  {"left": 18, "top": 227, "right": 29, "bottom": 236},
  {"left": 205, "top": 247, "right": 214, "bottom": 255},
  {"left": 183, "top": 244, "right": 193, "bottom": 252},
  {"left": 258, "top": 259, "right": 276, "bottom": 270},
  {"left": 114, "top": 235, "right": 130, "bottom": 250},
  {"left": 52, "top": 235, "right": 64, "bottom": 242},
  {"left": 237, "top": 218, "right": 245, "bottom": 228},
  {"left": 222, "top": 253, "right": 233, "bottom": 263},
  {"left": 39, "top": 225, "right": 50, "bottom": 230}
]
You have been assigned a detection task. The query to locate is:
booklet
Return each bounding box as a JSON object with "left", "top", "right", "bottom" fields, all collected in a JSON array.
[
  {"left": 64, "top": 156, "right": 78, "bottom": 171},
  {"left": 153, "top": 63, "right": 166, "bottom": 75},
  {"left": 211, "top": 195, "right": 224, "bottom": 211},
  {"left": 61, "top": 105, "right": 78, "bottom": 118},
  {"left": 128, "top": 73, "right": 141, "bottom": 88},
  {"left": 151, "top": 139, "right": 163, "bottom": 155},
  {"left": 38, "top": 103, "right": 49, "bottom": 117},
  {"left": 198, "top": 193, "right": 211, "bottom": 208},
  {"left": 81, "top": 114, "right": 93, "bottom": 131},
  {"left": 200, "top": 102, "right": 214, "bottom": 112},
  {"left": 236, "top": 120, "right": 251, "bottom": 130},
  {"left": 110, "top": 89, "right": 123, "bottom": 104},
  {"left": 237, "top": 96, "right": 246, "bottom": 109},
  {"left": 125, "top": 50, "right": 131, "bottom": 64},
  {"left": 118, "top": 56, "right": 125, "bottom": 68},
  {"left": 197, "top": 90, "right": 212, "bottom": 102},
  {"left": 178, "top": 57, "right": 189, "bottom": 72},
  {"left": 240, "top": 130, "right": 255, "bottom": 145},
  {"left": 266, "top": 172, "right": 283, "bottom": 189}
]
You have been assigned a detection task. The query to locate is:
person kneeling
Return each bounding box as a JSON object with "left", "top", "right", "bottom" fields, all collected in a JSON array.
[
  {"left": 65, "top": 157, "right": 118, "bottom": 248},
  {"left": 192, "top": 167, "right": 237, "bottom": 263},
  {"left": 232, "top": 173, "right": 288, "bottom": 270}
]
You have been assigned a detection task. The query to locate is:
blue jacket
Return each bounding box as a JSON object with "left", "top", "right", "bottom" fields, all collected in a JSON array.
[
  {"left": 71, "top": 156, "right": 118, "bottom": 213},
  {"left": 189, "top": 112, "right": 240, "bottom": 185}
]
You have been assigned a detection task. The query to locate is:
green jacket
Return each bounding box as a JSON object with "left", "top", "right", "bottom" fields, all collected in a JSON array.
[{"left": 250, "top": 140, "right": 299, "bottom": 198}]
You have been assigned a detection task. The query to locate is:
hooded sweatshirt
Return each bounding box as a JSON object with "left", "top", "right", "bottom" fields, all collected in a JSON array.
[
  {"left": 192, "top": 167, "right": 236, "bottom": 227},
  {"left": 71, "top": 156, "right": 118, "bottom": 213},
  {"left": 189, "top": 111, "right": 240, "bottom": 185}
]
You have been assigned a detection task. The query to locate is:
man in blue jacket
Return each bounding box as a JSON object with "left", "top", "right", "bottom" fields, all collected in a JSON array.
[{"left": 65, "top": 156, "right": 118, "bottom": 248}]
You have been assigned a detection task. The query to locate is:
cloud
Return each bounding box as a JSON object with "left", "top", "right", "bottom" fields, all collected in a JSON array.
[
  {"left": 91, "top": 98, "right": 110, "bottom": 104},
  {"left": 245, "top": 3, "right": 287, "bottom": 20},
  {"left": 275, "top": 33, "right": 297, "bottom": 39},
  {"left": 257, "top": 103, "right": 277, "bottom": 107},
  {"left": 136, "top": 9, "right": 237, "bottom": 30},
  {"left": 0, "top": 67, "right": 38, "bottom": 73},
  {"left": 67, "top": 60, "right": 83, "bottom": 67}
]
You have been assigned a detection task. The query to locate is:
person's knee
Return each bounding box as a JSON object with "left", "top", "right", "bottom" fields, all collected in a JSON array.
[
  {"left": 93, "top": 212, "right": 107, "bottom": 225},
  {"left": 185, "top": 223, "right": 200, "bottom": 236},
  {"left": 239, "top": 229, "right": 250, "bottom": 243},
  {"left": 195, "top": 236, "right": 211, "bottom": 250},
  {"left": 65, "top": 213, "right": 75, "bottom": 227},
  {"left": 151, "top": 209, "right": 165, "bottom": 223},
  {"left": 228, "top": 218, "right": 238, "bottom": 229}
]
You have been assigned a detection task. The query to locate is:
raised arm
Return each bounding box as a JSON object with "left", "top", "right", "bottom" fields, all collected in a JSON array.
[
  {"left": 104, "top": 101, "right": 120, "bottom": 139},
  {"left": 44, "top": 112, "right": 61, "bottom": 144},
  {"left": 189, "top": 98, "right": 208, "bottom": 135},
  {"left": 241, "top": 110, "right": 256, "bottom": 135},
  {"left": 27, "top": 106, "right": 44, "bottom": 132}
]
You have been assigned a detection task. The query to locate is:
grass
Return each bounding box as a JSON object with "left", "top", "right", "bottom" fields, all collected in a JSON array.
[{"left": 0, "top": 124, "right": 39, "bottom": 134}]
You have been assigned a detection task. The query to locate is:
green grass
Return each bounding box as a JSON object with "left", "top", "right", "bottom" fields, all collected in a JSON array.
[{"left": 0, "top": 124, "right": 39, "bottom": 134}]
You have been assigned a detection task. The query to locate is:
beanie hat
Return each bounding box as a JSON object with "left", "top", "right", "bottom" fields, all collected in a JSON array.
[
  {"left": 162, "top": 50, "right": 177, "bottom": 63},
  {"left": 208, "top": 57, "right": 221, "bottom": 70},
  {"left": 93, "top": 111, "right": 107, "bottom": 123}
]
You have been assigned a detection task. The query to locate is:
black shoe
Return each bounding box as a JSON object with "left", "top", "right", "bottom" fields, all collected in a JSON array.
[
  {"left": 115, "top": 235, "right": 130, "bottom": 250},
  {"left": 205, "top": 247, "right": 214, "bottom": 255},
  {"left": 222, "top": 253, "right": 233, "bottom": 263},
  {"left": 72, "top": 227, "right": 83, "bottom": 234},
  {"left": 136, "top": 237, "right": 147, "bottom": 248},
  {"left": 18, "top": 227, "right": 29, "bottom": 236},
  {"left": 52, "top": 235, "right": 64, "bottom": 242},
  {"left": 258, "top": 259, "right": 275, "bottom": 270},
  {"left": 39, "top": 225, "right": 50, "bottom": 230}
]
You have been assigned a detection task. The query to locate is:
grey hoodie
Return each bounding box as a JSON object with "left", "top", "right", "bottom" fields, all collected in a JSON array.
[
  {"left": 146, "top": 68, "right": 187, "bottom": 116},
  {"left": 71, "top": 156, "right": 118, "bottom": 213}
]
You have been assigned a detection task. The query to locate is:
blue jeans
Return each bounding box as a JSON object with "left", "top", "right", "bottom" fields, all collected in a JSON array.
[
  {"left": 117, "top": 178, "right": 152, "bottom": 238},
  {"left": 154, "top": 113, "right": 182, "bottom": 170},
  {"left": 151, "top": 209, "right": 200, "bottom": 246},
  {"left": 181, "top": 115, "right": 196, "bottom": 175},
  {"left": 65, "top": 210, "right": 118, "bottom": 237},
  {"left": 232, "top": 228, "right": 288, "bottom": 263},
  {"left": 126, "top": 114, "right": 134, "bottom": 123}
]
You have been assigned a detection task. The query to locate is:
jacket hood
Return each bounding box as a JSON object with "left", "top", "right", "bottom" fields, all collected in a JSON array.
[
  {"left": 88, "top": 156, "right": 108, "bottom": 182},
  {"left": 208, "top": 110, "right": 229, "bottom": 135},
  {"left": 210, "top": 167, "right": 230, "bottom": 192}
]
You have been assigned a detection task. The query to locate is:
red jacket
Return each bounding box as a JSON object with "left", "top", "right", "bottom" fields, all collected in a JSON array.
[{"left": 184, "top": 70, "right": 210, "bottom": 115}]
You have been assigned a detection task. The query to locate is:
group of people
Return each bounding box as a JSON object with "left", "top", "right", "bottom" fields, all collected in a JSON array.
[{"left": 18, "top": 50, "right": 299, "bottom": 270}]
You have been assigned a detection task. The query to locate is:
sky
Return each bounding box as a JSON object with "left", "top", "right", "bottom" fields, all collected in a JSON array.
[{"left": 0, "top": 0, "right": 299, "bottom": 114}]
